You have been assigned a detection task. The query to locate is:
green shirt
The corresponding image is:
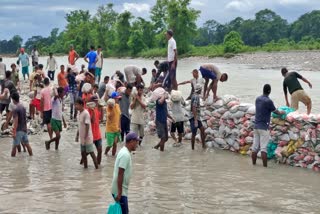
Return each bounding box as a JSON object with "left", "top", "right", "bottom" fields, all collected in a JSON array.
[
  {"left": 283, "top": 72, "right": 303, "bottom": 95},
  {"left": 111, "top": 146, "right": 132, "bottom": 196}
]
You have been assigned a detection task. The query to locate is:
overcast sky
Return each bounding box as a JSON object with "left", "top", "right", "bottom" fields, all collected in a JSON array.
[{"left": 1, "top": 0, "right": 320, "bottom": 41}]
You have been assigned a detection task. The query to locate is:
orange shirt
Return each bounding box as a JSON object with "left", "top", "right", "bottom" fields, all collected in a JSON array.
[
  {"left": 58, "top": 71, "right": 68, "bottom": 88},
  {"left": 82, "top": 93, "right": 92, "bottom": 109},
  {"left": 69, "top": 50, "right": 76, "bottom": 65},
  {"left": 88, "top": 107, "right": 101, "bottom": 141},
  {"left": 106, "top": 104, "right": 121, "bottom": 133}
]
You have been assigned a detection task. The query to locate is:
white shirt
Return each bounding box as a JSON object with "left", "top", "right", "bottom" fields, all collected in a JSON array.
[
  {"left": 167, "top": 37, "right": 177, "bottom": 62},
  {"left": 191, "top": 77, "right": 205, "bottom": 89},
  {"left": 96, "top": 51, "right": 103, "bottom": 68},
  {"left": 124, "top": 65, "right": 141, "bottom": 84},
  {"left": 31, "top": 50, "right": 39, "bottom": 62},
  {"left": 47, "top": 57, "right": 58, "bottom": 71}
]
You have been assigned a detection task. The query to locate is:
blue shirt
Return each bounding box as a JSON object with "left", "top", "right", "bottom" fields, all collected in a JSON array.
[
  {"left": 255, "top": 95, "right": 276, "bottom": 130},
  {"left": 85, "top": 51, "right": 97, "bottom": 69},
  {"left": 156, "top": 99, "right": 167, "bottom": 124},
  {"left": 18, "top": 53, "right": 29, "bottom": 67}
]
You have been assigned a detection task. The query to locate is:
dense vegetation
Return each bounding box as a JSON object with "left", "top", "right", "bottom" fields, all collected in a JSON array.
[{"left": 1, "top": 0, "right": 320, "bottom": 58}]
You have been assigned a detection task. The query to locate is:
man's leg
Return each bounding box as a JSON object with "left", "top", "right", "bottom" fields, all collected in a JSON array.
[
  {"left": 260, "top": 130, "right": 270, "bottom": 167},
  {"left": 89, "top": 152, "right": 99, "bottom": 169},
  {"left": 112, "top": 136, "right": 118, "bottom": 156},
  {"left": 191, "top": 134, "right": 196, "bottom": 150},
  {"left": 200, "top": 126, "right": 206, "bottom": 149},
  {"left": 251, "top": 130, "right": 260, "bottom": 165},
  {"left": 82, "top": 151, "right": 88, "bottom": 168},
  {"left": 11, "top": 145, "right": 18, "bottom": 157},
  {"left": 23, "top": 142, "right": 33, "bottom": 156}
]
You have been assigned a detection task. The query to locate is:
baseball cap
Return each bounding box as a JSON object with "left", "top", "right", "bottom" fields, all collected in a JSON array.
[
  {"left": 111, "top": 91, "right": 122, "bottom": 99},
  {"left": 125, "top": 132, "right": 141, "bottom": 143},
  {"left": 20, "top": 48, "right": 25, "bottom": 52}
]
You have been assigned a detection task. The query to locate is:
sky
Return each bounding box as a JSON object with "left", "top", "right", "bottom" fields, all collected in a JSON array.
[{"left": 1, "top": 0, "right": 320, "bottom": 42}]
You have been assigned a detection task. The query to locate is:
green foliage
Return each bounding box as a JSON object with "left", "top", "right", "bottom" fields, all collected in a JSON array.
[
  {"left": 223, "top": 31, "right": 244, "bottom": 53},
  {"left": 113, "top": 11, "right": 132, "bottom": 54},
  {"left": 0, "top": 35, "right": 23, "bottom": 54}
]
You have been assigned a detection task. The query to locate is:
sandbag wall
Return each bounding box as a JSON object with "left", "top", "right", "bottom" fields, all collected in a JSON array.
[{"left": 145, "top": 94, "right": 320, "bottom": 172}]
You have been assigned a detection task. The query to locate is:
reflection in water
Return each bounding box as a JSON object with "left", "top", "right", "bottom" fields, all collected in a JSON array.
[{"left": 0, "top": 133, "right": 319, "bottom": 213}]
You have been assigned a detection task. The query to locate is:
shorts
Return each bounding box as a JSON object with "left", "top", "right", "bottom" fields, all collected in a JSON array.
[
  {"left": 80, "top": 144, "right": 95, "bottom": 153},
  {"left": 95, "top": 67, "right": 102, "bottom": 77},
  {"left": 291, "top": 90, "right": 311, "bottom": 110},
  {"left": 64, "top": 86, "right": 69, "bottom": 94},
  {"left": 199, "top": 66, "right": 217, "bottom": 80},
  {"left": 13, "top": 131, "right": 29, "bottom": 146},
  {"left": 252, "top": 129, "right": 270, "bottom": 153},
  {"left": 130, "top": 123, "right": 145, "bottom": 137},
  {"left": 43, "top": 110, "right": 52, "bottom": 125},
  {"left": 106, "top": 132, "right": 121, "bottom": 147},
  {"left": 22, "top": 66, "right": 29, "bottom": 75},
  {"left": 0, "top": 103, "right": 9, "bottom": 113},
  {"left": 112, "top": 194, "right": 129, "bottom": 214},
  {"left": 31, "top": 98, "right": 41, "bottom": 111},
  {"left": 156, "top": 121, "right": 168, "bottom": 141},
  {"left": 93, "top": 139, "right": 102, "bottom": 147},
  {"left": 171, "top": 121, "right": 184, "bottom": 134},
  {"left": 51, "top": 118, "right": 62, "bottom": 132},
  {"left": 189, "top": 118, "right": 203, "bottom": 135},
  {"left": 168, "top": 61, "right": 176, "bottom": 80}
]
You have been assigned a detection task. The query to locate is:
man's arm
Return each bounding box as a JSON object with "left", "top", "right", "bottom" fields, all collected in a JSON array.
[
  {"left": 115, "top": 168, "right": 125, "bottom": 201},
  {"left": 158, "top": 94, "right": 166, "bottom": 104},
  {"left": 75, "top": 51, "right": 80, "bottom": 62},
  {"left": 12, "top": 114, "right": 18, "bottom": 139},
  {"left": 136, "top": 96, "right": 147, "bottom": 109},
  {"left": 85, "top": 123, "right": 89, "bottom": 139},
  {"left": 171, "top": 49, "right": 178, "bottom": 69},
  {"left": 283, "top": 82, "right": 290, "bottom": 107},
  {"left": 46, "top": 58, "right": 49, "bottom": 69},
  {"left": 130, "top": 97, "right": 137, "bottom": 110},
  {"left": 83, "top": 54, "right": 88, "bottom": 63},
  {"left": 301, "top": 77, "right": 312, "bottom": 89},
  {"left": 101, "top": 53, "right": 103, "bottom": 68},
  {"left": 178, "top": 80, "right": 191, "bottom": 85}
]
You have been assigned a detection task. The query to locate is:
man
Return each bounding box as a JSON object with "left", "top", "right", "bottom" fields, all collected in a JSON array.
[
  {"left": 10, "top": 64, "right": 20, "bottom": 91},
  {"left": 119, "top": 84, "right": 133, "bottom": 141},
  {"left": 200, "top": 63, "right": 228, "bottom": 100},
  {"left": 189, "top": 84, "right": 206, "bottom": 150},
  {"left": 111, "top": 132, "right": 140, "bottom": 214},
  {"left": 98, "top": 76, "right": 109, "bottom": 99},
  {"left": 178, "top": 69, "right": 205, "bottom": 100},
  {"left": 75, "top": 98, "right": 98, "bottom": 169},
  {"left": 11, "top": 93, "right": 33, "bottom": 157},
  {"left": 67, "top": 67, "right": 78, "bottom": 120},
  {"left": 112, "top": 70, "right": 125, "bottom": 84},
  {"left": 0, "top": 57, "right": 6, "bottom": 79},
  {"left": 17, "top": 48, "right": 30, "bottom": 80},
  {"left": 40, "top": 78, "right": 53, "bottom": 140},
  {"left": 57, "top": 65, "right": 69, "bottom": 94},
  {"left": 166, "top": 30, "right": 178, "bottom": 91},
  {"left": 154, "top": 60, "right": 170, "bottom": 90},
  {"left": 124, "top": 65, "right": 147, "bottom": 86},
  {"left": 45, "top": 87, "right": 67, "bottom": 150},
  {"left": 31, "top": 46, "right": 39, "bottom": 66},
  {"left": 0, "top": 71, "right": 17, "bottom": 117},
  {"left": 46, "top": 53, "right": 58, "bottom": 81},
  {"left": 84, "top": 45, "right": 98, "bottom": 76},
  {"left": 95, "top": 46, "right": 103, "bottom": 84},
  {"left": 252, "top": 84, "right": 284, "bottom": 167},
  {"left": 153, "top": 92, "right": 174, "bottom": 151},
  {"left": 281, "top": 68, "right": 312, "bottom": 114},
  {"left": 68, "top": 45, "right": 79, "bottom": 65},
  {"left": 130, "top": 84, "right": 146, "bottom": 144}
]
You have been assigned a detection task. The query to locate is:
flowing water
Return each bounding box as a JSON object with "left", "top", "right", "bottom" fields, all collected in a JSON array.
[{"left": 0, "top": 57, "right": 320, "bottom": 213}]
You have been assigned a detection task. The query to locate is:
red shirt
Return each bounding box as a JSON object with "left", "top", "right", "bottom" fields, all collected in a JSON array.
[{"left": 88, "top": 108, "right": 101, "bottom": 141}]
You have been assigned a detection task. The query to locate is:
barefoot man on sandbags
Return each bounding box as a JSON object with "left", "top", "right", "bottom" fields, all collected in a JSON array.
[{"left": 199, "top": 64, "right": 228, "bottom": 101}]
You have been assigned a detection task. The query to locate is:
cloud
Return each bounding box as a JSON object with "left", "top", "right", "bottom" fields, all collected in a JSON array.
[
  {"left": 191, "top": 0, "right": 205, "bottom": 7},
  {"left": 225, "top": 0, "right": 254, "bottom": 12},
  {"left": 123, "top": 3, "right": 150, "bottom": 13},
  {"left": 279, "top": 0, "right": 310, "bottom": 6}
]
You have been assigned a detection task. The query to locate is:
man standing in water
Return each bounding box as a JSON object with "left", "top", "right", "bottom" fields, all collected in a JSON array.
[
  {"left": 68, "top": 45, "right": 79, "bottom": 66},
  {"left": 95, "top": 46, "right": 103, "bottom": 84},
  {"left": 166, "top": 30, "right": 178, "bottom": 91},
  {"left": 281, "top": 68, "right": 312, "bottom": 114},
  {"left": 112, "top": 132, "right": 140, "bottom": 214},
  {"left": 31, "top": 46, "right": 39, "bottom": 66},
  {"left": 200, "top": 64, "right": 228, "bottom": 101},
  {"left": 40, "top": 78, "right": 53, "bottom": 140},
  {"left": 17, "top": 48, "right": 30, "bottom": 81},
  {"left": 252, "top": 84, "right": 284, "bottom": 167},
  {"left": 46, "top": 52, "right": 58, "bottom": 81},
  {"left": 84, "top": 45, "right": 98, "bottom": 77},
  {"left": 119, "top": 84, "right": 133, "bottom": 141}
]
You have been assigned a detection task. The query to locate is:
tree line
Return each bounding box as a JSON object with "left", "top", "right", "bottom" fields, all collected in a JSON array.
[{"left": 1, "top": 0, "right": 320, "bottom": 56}]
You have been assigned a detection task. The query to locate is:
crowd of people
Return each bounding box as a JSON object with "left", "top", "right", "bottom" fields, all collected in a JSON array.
[{"left": 0, "top": 29, "right": 314, "bottom": 214}]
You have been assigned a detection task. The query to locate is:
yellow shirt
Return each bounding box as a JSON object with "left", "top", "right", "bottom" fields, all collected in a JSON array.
[{"left": 106, "top": 104, "right": 121, "bottom": 133}]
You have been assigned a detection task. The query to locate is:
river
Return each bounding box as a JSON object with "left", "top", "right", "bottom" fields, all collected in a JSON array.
[{"left": 0, "top": 56, "right": 319, "bottom": 213}]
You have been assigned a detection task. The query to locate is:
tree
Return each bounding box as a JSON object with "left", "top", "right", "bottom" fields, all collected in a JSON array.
[
  {"left": 194, "top": 19, "right": 223, "bottom": 46},
  {"left": 150, "top": 0, "right": 168, "bottom": 34},
  {"left": 114, "top": 11, "right": 132, "bottom": 54},
  {"left": 224, "top": 31, "right": 244, "bottom": 53},
  {"left": 291, "top": 10, "right": 320, "bottom": 41}
]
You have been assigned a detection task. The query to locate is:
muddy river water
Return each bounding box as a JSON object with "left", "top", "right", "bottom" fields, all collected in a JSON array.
[{"left": 0, "top": 57, "right": 319, "bottom": 213}]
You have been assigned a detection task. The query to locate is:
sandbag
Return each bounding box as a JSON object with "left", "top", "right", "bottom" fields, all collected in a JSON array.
[{"left": 151, "top": 87, "right": 166, "bottom": 101}]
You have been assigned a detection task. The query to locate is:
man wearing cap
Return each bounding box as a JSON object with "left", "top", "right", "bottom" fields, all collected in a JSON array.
[
  {"left": 166, "top": 30, "right": 178, "bottom": 91},
  {"left": 17, "top": 48, "right": 30, "bottom": 80},
  {"left": 111, "top": 132, "right": 140, "bottom": 214},
  {"left": 200, "top": 63, "right": 228, "bottom": 101}
]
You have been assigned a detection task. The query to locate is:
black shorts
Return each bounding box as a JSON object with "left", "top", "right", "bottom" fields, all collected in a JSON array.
[
  {"left": 0, "top": 103, "right": 9, "bottom": 113},
  {"left": 156, "top": 121, "right": 168, "bottom": 141},
  {"left": 189, "top": 118, "right": 203, "bottom": 135},
  {"left": 171, "top": 121, "right": 184, "bottom": 134},
  {"left": 43, "top": 110, "right": 52, "bottom": 125}
]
